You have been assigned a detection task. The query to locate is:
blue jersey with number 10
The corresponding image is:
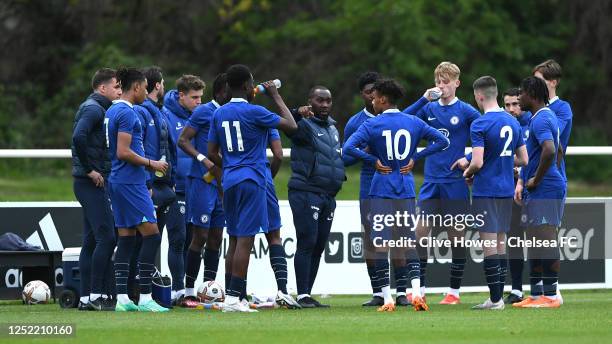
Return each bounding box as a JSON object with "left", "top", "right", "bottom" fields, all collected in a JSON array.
[
  {"left": 208, "top": 99, "right": 280, "bottom": 191},
  {"left": 343, "top": 109, "right": 449, "bottom": 199},
  {"left": 471, "top": 109, "right": 525, "bottom": 197}
]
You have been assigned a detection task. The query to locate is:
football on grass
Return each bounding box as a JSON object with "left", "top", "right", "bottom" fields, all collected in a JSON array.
[
  {"left": 197, "top": 281, "right": 225, "bottom": 303},
  {"left": 22, "top": 280, "right": 50, "bottom": 304}
]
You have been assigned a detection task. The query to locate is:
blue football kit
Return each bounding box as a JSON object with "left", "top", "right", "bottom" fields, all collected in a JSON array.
[
  {"left": 470, "top": 109, "right": 525, "bottom": 233},
  {"left": 405, "top": 97, "right": 480, "bottom": 215},
  {"left": 184, "top": 100, "right": 225, "bottom": 229},
  {"left": 521, "top": 107, "right": 565, "bottom": 227},
  {"left": 344, "top": 108, "right": 449, "bottom": 240},
  {"left": 208, "top": 98, "right": 281, "bottom": 237},
  {"left": 105, "top": 100, "right": 156, "bottom": 228}
]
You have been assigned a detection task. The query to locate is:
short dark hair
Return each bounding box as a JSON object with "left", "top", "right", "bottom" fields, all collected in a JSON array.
[
  {"left": 357, "top": 71, "right": 380, "bottom": 91},
  {"left": 372, "top": 78, "right": 405, "bottom": 104},
  {"left": 116, "top": 67, "right": 146, "bottom": 92},
  {"left": 143, "top": 66, "right": 163, "bottom": 93},
  {"left": 212, "top": 73, "right": 227, "bottom": 97},
  {"left": 226, "top": 64, "right": 252, "bottom": 89},
  {"left": 533, "top": 59, "right": 562, "bottom": 81},
  {"left": 472, "top": 75, "right": 498, "bottom": 100},
  {"left": 91, "top": 68, "right": 116, "bottom": 90},
  {"left": 520, "top": 76, "right": 549, "bottom": 104},
  {"left": 503, "top": 87, "right": 520, "bottom": 98},
  {"left": 308, "top": 85, "right": 330, "bottom": 99},
  {"left": 176, "top": 75, "right": 205, "bottom": 93}
]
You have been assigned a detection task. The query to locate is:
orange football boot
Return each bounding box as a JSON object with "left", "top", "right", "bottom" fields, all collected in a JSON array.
[
  {"left": 523, "top": 296, "right": 561, "bottom": 308},
  {"left": 512, "top": 296, "right": 538, "bottom": 308},
  {"left": 412, "top": 296, "right": 429, "bottom": 311},
  {"left": 439, "top": 294, "right": 460, "bottom": 305},
  {"left": 377, "top": 303, "right": 396, "bottom": 312}
]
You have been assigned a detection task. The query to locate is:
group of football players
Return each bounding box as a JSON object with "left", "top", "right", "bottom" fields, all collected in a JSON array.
[{"left": 72, "top": 57, "right": 570, "bottom": 313}]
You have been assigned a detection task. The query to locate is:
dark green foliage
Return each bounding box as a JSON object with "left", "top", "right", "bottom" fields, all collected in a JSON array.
[{"left": 0, "top": 0, "right": 610, "bottom": 183}]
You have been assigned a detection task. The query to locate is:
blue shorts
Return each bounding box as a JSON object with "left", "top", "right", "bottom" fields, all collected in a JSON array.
[
  {"left": 524, "top": 185, "right": 566, "bottom": 227},
  {"left": 418, "top": 180, "right": 470, "bottom": 217},
  {"left": 108, "top": 182, "right": 156, "bottom": 228},
  {"left": 186, "top": 177, "right": 225, "bottom": 229},
  {"left": 472, "top": 197, "right": 513, "bottom": 233},
  {"left": 266, "top": 180, "right": 282, "bottom": 231},
  {"left": 359, "top": 199, "right": 373, "bottom": 233},
  {"left": 224, "top": 179, "right": 268, "bottom": 237},
  {"left": 369, "top": 198, "right": 417, "bottom": 242}
]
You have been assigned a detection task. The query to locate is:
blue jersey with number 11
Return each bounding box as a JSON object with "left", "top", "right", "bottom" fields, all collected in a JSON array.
[{"left": 208, "top": 98, "right": 280, "bottom": 191}]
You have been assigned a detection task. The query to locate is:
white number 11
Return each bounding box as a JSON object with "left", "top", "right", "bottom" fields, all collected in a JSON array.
[{"left": 221, "top": 121, "right": 244, "bottom": 152}]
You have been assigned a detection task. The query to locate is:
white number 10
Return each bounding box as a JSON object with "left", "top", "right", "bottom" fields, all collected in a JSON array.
[
  {"left": 382, "top": 129, "right": 411, "bottom": 160},
  {"left": 221, "top": 121, "right": 244, "bottom": 152}
]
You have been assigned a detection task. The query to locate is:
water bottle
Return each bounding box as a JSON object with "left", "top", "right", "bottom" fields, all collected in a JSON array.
[
  {"left": 254, "top": 79, "right": 282, "bottom": 94},
  {"left": 155, "top": 155, "right": 166, "bottom": 177},
  {"left": 428, "top": 89, "right": 442, "bottom": 100},
  {"left": 203, "top": 171, "right": 215, "bottom": 183}
]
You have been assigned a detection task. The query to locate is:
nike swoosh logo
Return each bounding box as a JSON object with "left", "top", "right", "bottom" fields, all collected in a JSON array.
[
  {"left": 428, "top": 117, "right": 436, "bottom": 121},
  {"left": 317, "top": 133, "right": 324, "bottom": 136}
]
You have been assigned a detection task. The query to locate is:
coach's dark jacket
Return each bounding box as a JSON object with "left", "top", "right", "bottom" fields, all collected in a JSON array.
[
  {"left": 288, "top": 112, "right": 346, "bottom": 196},
  {"left": 71, "top": 93, "right": 112, "bottom": 179}
]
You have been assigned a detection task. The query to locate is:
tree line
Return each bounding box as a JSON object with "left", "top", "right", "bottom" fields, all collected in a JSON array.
[{"left": 0, "top": 0, "right": 610, "bottom": 181}]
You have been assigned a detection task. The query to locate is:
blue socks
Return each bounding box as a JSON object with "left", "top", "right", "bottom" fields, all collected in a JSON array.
[
  {"left": 375, "top": 253, "right": 390, "bottom": 289},
  {"left": 542, "top": 247, "right": 560, "bottom": 297},
  {"left": 509, "top": 256, "right": 524, "bottom": 292},
  {"left": 114, "top": 236, "right": 136, "bottom": 296},
  {"left": 394, "top": 265, "right": 408, "bottom": 294},
  {"left": 225, "top": 273, "right": 231, "bottom": 293},
  {"left": 498, "top": 254, "right": 508, "bottom": 296},
  {"left": 269, "top": 244, "right": 288, "bottom": 294},
  {"left": 185, "top": 248, "right": 201, "bottom": 289},
  {"left": 203, "top": 249, "right": 220, "bottom": 282},
  {"left": 450, "top": 247, "right": 466, "bottom": 290},
  {"left": 137, "top": 234, "right": 161, "bottom": 295},
  {"left": 227, "top": 275, "right": 246, "bottom": 298},
  {"left": 530, "top": 258, "right": 543, "bottom": 297},
  {"left": 407, "top": 259, "right": 421, "bottom": 286},
  {"left": 367, "top": 264, "right": 380, "bottom": 294},
  {"left": 484, "top": 254, "right": 501, "bottom": 303}
]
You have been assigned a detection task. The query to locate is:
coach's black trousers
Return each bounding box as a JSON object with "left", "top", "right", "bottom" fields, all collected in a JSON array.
[
  {"left": 289, "top": 190, "right": 336, "bottom": 296},
  {"left": 73, "top": 177, "right": 116, "bottom": 297},
  {"left": 156, "top": 187, "right": 186, "bottom": 292}
]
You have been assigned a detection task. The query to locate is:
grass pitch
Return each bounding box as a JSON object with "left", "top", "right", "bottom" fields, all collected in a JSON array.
[{"left": 1, "top": 290, "right": 611, "bottom": 343}]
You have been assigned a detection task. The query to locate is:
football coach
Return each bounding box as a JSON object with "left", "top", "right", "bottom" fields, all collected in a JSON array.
[
  {"left": 71, "top": 68, "right": 122, "bottom": 310},
  {"left": 287, "top": 85, "right": 345, "bottom": 309}
]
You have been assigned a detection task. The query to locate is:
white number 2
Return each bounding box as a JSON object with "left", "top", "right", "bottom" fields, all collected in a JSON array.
[
  {"left": 500, "top": 125, "right": 513, "bottom": 157},
  {"left": 221, "top": 121, "right": 244, "bottom": 152},
  {"left": 382, "top": 129, "right": 411, "bottom": 160}
]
